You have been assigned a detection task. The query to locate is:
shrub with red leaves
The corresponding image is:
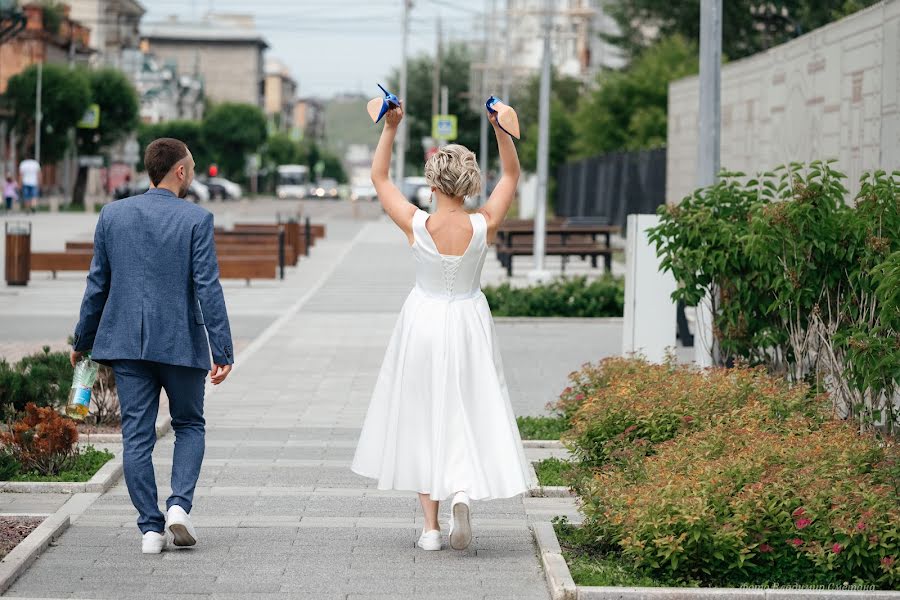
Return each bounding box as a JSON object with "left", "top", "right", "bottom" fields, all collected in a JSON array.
[{"left": 1, "top": 403, "right": 78, "bottom": 476}]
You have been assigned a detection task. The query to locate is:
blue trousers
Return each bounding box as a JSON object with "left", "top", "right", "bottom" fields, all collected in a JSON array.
[{"left": 111, "top": 360, "right": 206, "bottom": 534}]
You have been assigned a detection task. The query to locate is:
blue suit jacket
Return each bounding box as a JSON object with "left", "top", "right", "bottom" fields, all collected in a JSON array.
[{"left": 73, "top": 188, "right": 233, "bottom": 371}]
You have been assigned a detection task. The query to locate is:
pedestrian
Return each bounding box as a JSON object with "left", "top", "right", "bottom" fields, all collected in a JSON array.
[
  {"left": 3, "top": 176, "right": 16, "bottom": 212},
  {"left": 72, "top": 138, "right": 234, "bottom": 554},
  {"left": 351, "top": 100, "right": 531, "bottom": 552},
  {"left": 18, "top": 157, "right": 40, "bottom": 213}
]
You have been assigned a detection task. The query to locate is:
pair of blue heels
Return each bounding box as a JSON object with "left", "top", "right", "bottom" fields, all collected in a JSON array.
[{"left": 367, "top": 84, "right": 520, "bottom": 139}]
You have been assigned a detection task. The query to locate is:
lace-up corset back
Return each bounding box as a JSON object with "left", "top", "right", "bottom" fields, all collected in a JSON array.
[{"left": 412, "top": 209, "right": 487, "bottom": 298}]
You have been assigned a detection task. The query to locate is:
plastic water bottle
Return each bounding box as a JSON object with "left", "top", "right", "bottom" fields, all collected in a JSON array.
[{"left": 66, "top": 355, "right": 100, "bottom": 420}]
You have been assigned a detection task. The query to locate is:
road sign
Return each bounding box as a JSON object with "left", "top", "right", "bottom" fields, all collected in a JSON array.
[
  {"left": 77, "top": 104, "right": 100, "bottom": 129},
  {"left": 432, "top": 115, "right": 457, "bottom": 141}
]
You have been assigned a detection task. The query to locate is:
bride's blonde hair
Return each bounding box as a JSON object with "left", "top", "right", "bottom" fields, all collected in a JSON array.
[{"left": 424, "top": 144, "right": 482, "bottom": 199}]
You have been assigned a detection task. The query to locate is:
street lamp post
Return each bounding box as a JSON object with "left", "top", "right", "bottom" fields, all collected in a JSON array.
[
  {"left": 695, "top": 0, "right": 722, "bottom": 367},
  {"left": 528, "top": 0, "right": 553, "bottom": 283}
]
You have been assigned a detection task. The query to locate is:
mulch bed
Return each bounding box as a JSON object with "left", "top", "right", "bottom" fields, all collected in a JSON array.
[
  {"left": 0, "top": 516, "right": 44, "bottom": 559},
  {"left": 76, "top": 423, "right": 121, "bottom": 435}
]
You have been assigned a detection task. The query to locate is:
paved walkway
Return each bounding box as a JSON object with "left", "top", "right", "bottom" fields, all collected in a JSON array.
[{"left": 5, "top": 208, "right": 605, "bottom": 599}]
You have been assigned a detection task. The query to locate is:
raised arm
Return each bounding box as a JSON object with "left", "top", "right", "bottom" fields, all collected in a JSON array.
[
  {"left": 479, "top": 112, "right": 521, "bottom": 242},
  {"left": 371, "top": 103, "right": 416, "bottom": 243}
]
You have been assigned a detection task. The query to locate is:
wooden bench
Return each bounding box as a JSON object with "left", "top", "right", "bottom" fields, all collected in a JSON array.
[
  {"left": 230, "top": 224, "right": 304, "bottom": 260},
  {"left": 495, "top": 221, "right": 620, "bottom": 277},
  {"left": 215, "top": 230, "right": 297, "bottom": 269},
  {"left": 31, "top": 251, "right": 93, "bottom": 277},
  {"left": 218, "top": 256, "right": 278, "bottom": 283}
]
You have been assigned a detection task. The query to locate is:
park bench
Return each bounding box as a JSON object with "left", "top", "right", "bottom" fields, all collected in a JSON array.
[
  {"left": 214, "top": 229, "right": 296, "bottom": 271},
  {"left": 30, "top": 251, "right": 93, "bottom": 277},
  {"left": 494, "top": 218, "right": 620, "bottom": 277}
]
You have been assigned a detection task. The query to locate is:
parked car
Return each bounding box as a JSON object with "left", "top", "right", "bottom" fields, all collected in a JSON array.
[
  {"left": 312, "top": 178, "right": 339, "bottom": 199},
  {"left": 351, "top": 183, "right": 377, "bottom": 202},
  {"left": 186, "top": 180, "right": 210, "bottom": 203},
  {"left": 205, "top": 177, "right": 242, "bottom": 200},
  {"left": 401, "top": 177, "right": 432, "bottom": 209},
  {"left": 114, "top": 176, "right": 209, "bottom": 203}
]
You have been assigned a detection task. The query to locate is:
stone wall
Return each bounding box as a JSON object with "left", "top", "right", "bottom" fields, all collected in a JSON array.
[{"left": 667, "top": 1, "right": 900, "bottom": 203}]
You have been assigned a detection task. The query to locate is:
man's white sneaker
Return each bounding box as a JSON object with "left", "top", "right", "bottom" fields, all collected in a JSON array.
[
  {"left": 449, "top": 492, "right": 472, "bottom": 550},
  {"left": 141, "top": 531, "right": 167, "bottom": 554},
  {"left": 417, "top": 529, "right": 442, "bottom": 551},
  {"left": 166, "top": 505, "right": 198, "bottom": 547}
]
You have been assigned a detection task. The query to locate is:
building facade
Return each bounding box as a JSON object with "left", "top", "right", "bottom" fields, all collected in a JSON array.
[
  {"left": 120, "top": 48, "right": 204, "bottom": 124},
  {"left": 67, "top": 0, "right": 144, "bottom": 68},
  {"left": 140, "top": 14, "right": 268, "bottom": 107},
  {"left": 264, "top": 58, "right": 297, "bottom": 132},
  {"left": 667, "top": 1, "right": 900, "bottom": 203},
  {"left": 294, "top": 98, "right": 325, "bottom": 143}
]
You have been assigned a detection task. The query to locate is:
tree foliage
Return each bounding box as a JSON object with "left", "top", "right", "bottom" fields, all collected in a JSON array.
[
  {"left": 201, "top": 102, "right": 268, "bottom": 179},
  {"left": 605, "top": 0, "right": 880, "bottom": 62},
  {"left": 137, "top": 120, "right": 211, "bottom": 172},
  {"left": 77, "top": 68, "right": 139, "bottom": 155},
  {"left": 388, "top": 42, "right": 480, "bottom": 174},
  {"left": 572, "top": 35, "right": 697, "bottom": 158},
  {"left": 511, "top": 70, "right": 582, "bottom": 173},
  {"left": 4, "top": 64, "right": 91, "bottom": 164}
]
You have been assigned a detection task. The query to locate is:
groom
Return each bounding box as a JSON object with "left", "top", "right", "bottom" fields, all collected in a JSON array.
[{"left": 72, "top": 138, "right": 233, "bottom": 554}]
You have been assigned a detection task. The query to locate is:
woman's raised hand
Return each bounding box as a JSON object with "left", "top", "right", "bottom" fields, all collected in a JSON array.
[{"left": 385, "top": 102, "right": 404, "bottom": 128}]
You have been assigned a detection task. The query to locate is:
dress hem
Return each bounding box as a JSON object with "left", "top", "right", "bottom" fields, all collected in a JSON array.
[{"left": 350, "top": 466, "right": 529, "bottom": 502}]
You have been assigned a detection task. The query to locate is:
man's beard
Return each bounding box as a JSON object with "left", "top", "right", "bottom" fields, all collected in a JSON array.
[{"left": 178, "top": 181, "right": 190, "bottom": 198}]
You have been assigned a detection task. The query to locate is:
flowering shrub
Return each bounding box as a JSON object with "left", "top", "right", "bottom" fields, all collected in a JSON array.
[
  {"left": 565, "top": 358, "right": 825, "bottom": 471},
  {"left": 563, "top": 359, "right": 900, "bottom": 588},
  {"left": 579, "top": 416, "right": 900, "bottom": 588},
  {"left": 1, "top": 403, "right": 78, "bottom": 475}
]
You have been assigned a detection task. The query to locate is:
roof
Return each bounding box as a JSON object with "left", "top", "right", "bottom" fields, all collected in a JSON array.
[{"left": 141, "top": 17, "right": 269, "bottom": 48}]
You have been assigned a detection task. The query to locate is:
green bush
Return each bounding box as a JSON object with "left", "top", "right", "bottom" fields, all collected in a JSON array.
[
  {"left": 0, "top": 449, "right": 20, "bottom": 481},
  {"left": 0, "top": 347, "right": 73, "bottom": 419},
  {"left": 565, "top": 359, "right": 900, "bottom": 589},
  {"left": 534, "top": 457, "right": 575, "bottom": 487},
  {"left": 649, "top": 164, "right": 900, "bottom": 433},
  {"left": 483, "top": 275, "right": 623, "bottom": 318}
]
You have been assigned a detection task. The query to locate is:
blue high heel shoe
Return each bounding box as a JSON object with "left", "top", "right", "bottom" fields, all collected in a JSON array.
[
  {"left": 485, "top": 96, "right": 521, "bottom": 139},
  {"left": 367, "top": 84, "right": 401, "bottom": 123}
]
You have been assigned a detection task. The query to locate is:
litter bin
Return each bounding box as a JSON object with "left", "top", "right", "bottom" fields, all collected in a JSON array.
[{"left": 5, "top": 221, "right": 31, "bottom": 286}]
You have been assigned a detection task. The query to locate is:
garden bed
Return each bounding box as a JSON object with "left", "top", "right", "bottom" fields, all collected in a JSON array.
[
  {"left": 7, "top": 446, "right": 114, "bottom": 483},
  {"left": 0, "top": 517, "right": 44, "bottom": 560},
  {"left": 483, "top": 275, "right": 624, "bottom": 318}
]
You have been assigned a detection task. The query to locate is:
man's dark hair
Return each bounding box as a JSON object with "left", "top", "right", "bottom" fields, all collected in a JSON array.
[{"left": 144, "top": 138, "right": 188, "bottom": 185}]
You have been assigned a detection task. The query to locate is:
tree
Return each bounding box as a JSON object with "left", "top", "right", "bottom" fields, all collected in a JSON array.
[
  {"left": 137, "top": 120, "right": 211, "bottom": 172},
  {"left": 573, "top": 35, "right": 697, "bottom": 158},
  {"left": 510, "top": 69, "right": 582, "bottom": 173},
  {"left": 201, "top": 102, "right": 267, "bottom": 180},
  {"left": 4, "top": 64, "right": 91, "bottom": 165},
  {"left": 263, "top": 133, "right": 302, "bottom": 167},
  {"left": 73, "top": 68, "right": 139, "bottom": 204},
  {"left": 605, "top": 0, "right": 880, "bottom": 62},
  {"left": 388, "top": 42, "right": 480, "bottom": 174}
]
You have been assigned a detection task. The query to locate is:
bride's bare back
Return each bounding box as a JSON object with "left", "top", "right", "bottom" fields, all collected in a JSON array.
[{"left": 423, "top": 212, "right": 475, "bottom": 256}]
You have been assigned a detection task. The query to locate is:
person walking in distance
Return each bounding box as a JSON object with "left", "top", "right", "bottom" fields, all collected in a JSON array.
[
  {"left": 72, "top": 138, "right": 234, "bottom": 554},
  {"left": 18, "top": 157, "right": 40, "bottom": 213}
]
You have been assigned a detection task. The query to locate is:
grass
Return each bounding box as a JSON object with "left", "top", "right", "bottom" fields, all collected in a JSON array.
[
  {"left": 11, "top": 447, "right": 114, "bottom": 482},
  {"left": 533, "top": 457, "right": 574, "bottom": 487},
  {"left": 516, "top": 415, "right": 569, "bottom": 440},
  {"left": 554, "top": 518, "right": 666, "bottom": 587}
]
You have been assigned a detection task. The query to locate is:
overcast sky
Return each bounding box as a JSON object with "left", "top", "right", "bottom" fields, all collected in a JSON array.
[{"left": 143, "top": 0, "right": 490, "bottom": 98}]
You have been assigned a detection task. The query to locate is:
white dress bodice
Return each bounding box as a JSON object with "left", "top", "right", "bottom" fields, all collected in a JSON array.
[{"left": 411, "top": 209, "right": 488, "bottom": 299}]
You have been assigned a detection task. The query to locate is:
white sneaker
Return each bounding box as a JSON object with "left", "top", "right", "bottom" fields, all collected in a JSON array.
[
  {"left": 417, "top": 529, "right": 442, "bottom": 551},
  {"left": 142, "top": 531, "right": 167, "bottom": 554},
  {"left": 449, "top": 492, "right": 472, "bottom": 550},
  {"left": 166, "top": 505, "right": 198, "bottom": 547}
]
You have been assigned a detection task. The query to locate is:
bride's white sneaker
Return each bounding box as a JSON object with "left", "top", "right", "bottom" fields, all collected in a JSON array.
[
  {"left": 166, "top": 505, "right": 198, "bottom": 547},
  {"left": 141, "top": 531, "right": 167, "bottom": 554},
  {"left": 449, "top": 492, "right": 472, "bottom": 550},
  {"left": 417, "top": 529, "right": 442, "bottom": 551}
]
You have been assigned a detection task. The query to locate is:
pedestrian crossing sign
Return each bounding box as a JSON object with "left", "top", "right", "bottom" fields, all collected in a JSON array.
[{"left": 432, "top": 115, "right": 458, "bottom": 141}]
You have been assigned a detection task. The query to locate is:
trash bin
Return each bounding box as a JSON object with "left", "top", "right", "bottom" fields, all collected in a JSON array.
[{"left": 5, "top": 221, "right": 31, "bottom": 286}]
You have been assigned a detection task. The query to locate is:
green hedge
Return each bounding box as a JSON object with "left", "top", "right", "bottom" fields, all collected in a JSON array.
[
  {"left": 483, "top": 275, "right": 623, "bottom": 317},
  {"left": 0, "top": 347, "right": 73, "bottom": 420}
]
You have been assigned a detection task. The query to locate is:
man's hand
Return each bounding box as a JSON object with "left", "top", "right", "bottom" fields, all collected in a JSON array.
[
  {"left": 70, "top": 350, "right": 84, "bottom": 368},
  {"left": 210, "top": 363, "right": 232, "bottom": 385}
]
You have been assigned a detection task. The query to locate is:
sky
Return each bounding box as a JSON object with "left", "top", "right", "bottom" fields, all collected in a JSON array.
[{"left": 143, "top": 0, "right": 491, "bottom": 98}]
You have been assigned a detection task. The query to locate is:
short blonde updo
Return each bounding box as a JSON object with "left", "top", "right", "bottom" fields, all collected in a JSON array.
[{"left": 424, "top": 144, "right": 482, "bottom": 199}]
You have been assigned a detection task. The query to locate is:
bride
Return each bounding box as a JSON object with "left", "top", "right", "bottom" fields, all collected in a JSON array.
[{"left": 351, "top": 100, "right": 533, "bottom": 551}]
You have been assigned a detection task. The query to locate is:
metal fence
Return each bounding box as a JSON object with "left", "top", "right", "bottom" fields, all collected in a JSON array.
[{"left": 555, "top": 148, "right": 667, "bottom": 230}]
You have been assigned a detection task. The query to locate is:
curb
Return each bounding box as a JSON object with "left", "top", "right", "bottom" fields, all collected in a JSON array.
[
  {"left": 77, "top": 413, "right": 172, "bottom": 445},
  {"left": 531, "top": 521, "right": 900, "bottom": 600},
  {"left": 532, "top": 521, "right": 577, "bottom": 600},
  {"left": 0, "top": 511, "right": 70, "bottom": 595},
  {"left": 523, "top": 440, "right": 566, "bottom": 449}
]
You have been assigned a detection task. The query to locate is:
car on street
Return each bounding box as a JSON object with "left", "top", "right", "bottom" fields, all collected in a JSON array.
[
  {"left": 276, "top": 164, "right": 310, "bottom": 199},
  {"left": 351, "top": 183, "right": 377, "bottom": 202},
  {"left": 312, "top": 178, "right": 339, "bottom": 199},
  {"left": 401, "top": 177, "right": 432, "bottom": 209},
  {"left": 115, "top": 176, "right": 208, "bottom": 203},
  {"left": 205, "top": 177, "right": 242, "bottom": 200}
]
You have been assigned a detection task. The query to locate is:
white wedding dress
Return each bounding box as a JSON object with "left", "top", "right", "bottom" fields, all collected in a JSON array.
[{"left": 352, "top": 209, "right": 533, "bottom": 501}]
